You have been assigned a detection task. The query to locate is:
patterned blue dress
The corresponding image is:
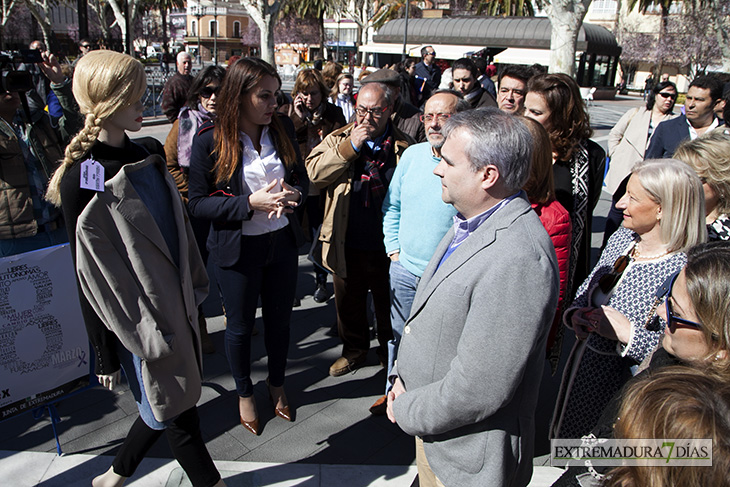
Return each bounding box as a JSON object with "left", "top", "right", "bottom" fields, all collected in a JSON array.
[{"left": 551, "top": 226, "right": 686, "bottom": 438}]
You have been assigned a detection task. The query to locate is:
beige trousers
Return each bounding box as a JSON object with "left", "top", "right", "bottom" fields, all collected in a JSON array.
[{"left": 415, "top": 437, "right": 445, "bottom": 487}]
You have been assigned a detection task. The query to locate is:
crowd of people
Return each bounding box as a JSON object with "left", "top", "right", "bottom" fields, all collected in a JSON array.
[{"left": 3, "top": 38, "right": 730, "bottom": 486}]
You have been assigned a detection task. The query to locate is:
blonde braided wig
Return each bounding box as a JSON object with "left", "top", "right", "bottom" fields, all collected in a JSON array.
[{"left": 46, "top": 50, "right": 146, "bottom": 205}]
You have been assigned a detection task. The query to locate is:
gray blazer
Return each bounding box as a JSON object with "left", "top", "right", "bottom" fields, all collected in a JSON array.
[
  {"left": 392, "top": 193, "right": 559, "bottom": 487},
  {"left": 75, "top": 155, "right": 209, "bottom": 422}
]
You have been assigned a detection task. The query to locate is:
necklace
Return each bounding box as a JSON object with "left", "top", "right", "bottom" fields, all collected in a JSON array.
[{"left": 632, "top": 243, "right": 669, "bottom": 260}]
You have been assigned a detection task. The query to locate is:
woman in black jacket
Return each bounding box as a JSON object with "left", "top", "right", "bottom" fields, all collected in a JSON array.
[{"left": 188, "top": 57, "right": 308, "bottom": 436}]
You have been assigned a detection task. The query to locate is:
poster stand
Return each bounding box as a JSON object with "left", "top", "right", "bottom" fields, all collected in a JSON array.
[{"left": 0, "top": 244, "right": 94, "bottom": 456}]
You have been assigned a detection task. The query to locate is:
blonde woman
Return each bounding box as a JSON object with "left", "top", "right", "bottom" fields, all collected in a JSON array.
[
  {"left": 673, "top": 131, "right": 730, "bottom": 241},
  {"left": 46, "top": 50, "right": 223, "bottom": 487},
  {"left": 552, "top": 159, "right": 706, "bottom": 439}
]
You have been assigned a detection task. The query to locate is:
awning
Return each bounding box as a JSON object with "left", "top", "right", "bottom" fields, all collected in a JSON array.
[
  {"left": 372, "top": 17, "right": 621, "bottom": 57},
  {"left": 492, "top": 48, "right": 551, "bottom": 65},
  {"left": 359, "top": 43, "right": 491, "bottom": 60}
]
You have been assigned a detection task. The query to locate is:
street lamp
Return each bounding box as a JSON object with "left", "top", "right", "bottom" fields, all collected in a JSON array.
[
  {"left": 213, "top": 0, "right": 218, "bottom": 65},
  {"left": 402, "top": 1, "right": 409, "bottom": 62},
  {"left": 192, "top": 4, "right": 204, "bottom": 65}
]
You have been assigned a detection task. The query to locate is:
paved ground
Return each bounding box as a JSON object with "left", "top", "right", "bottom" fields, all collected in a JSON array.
[{"left": 0, "top": 95, "right": 644, "bottom": 486}]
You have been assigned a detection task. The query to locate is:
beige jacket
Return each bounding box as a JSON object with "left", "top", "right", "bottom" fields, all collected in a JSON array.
[
  {"left": 306, "top": 122, "right": 412, "bottom": 277},
  {"left": 75, "top": 155, "right": 208, "bottom": 422},
  {"left": 605, "top": 107, "right": 677, "bottom": 193}
]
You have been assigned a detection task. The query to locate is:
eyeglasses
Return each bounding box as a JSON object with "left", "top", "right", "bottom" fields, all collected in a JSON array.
[
  {"left": 355, "top": 105, "right": 388, "bottom": 119},
  {"left": 419, "top": 113, "right": 451, "bottom": 123},
  {"left": 657, "top": 92, "right": 677, "bottom": 100},
  {"left": 80, "top": 44, "right": 91, "bottom": 49},
  {"left": 426, "top": 51, "right": 436, "bottom": 56},
  {"left": 664, "top": 272, "right": 707, "bottom": 333},
  {"left": 597, "top": 254, "right": 631, "bottom": 295},
  {"left": 200, "top": 86, "right": 219, "bottom": 98}
]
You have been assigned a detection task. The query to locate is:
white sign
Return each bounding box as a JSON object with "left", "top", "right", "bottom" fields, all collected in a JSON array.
[{"left": 0, "top": 244, "right": 89, "bottom": 420}]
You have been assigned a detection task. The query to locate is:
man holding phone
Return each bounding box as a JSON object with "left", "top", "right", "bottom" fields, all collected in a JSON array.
[
  {"left": 21, "top": 40, "right": 62, "bottom": 121},
  {"left": 307, "top": 82, "right": 414, "bottom": 377}
]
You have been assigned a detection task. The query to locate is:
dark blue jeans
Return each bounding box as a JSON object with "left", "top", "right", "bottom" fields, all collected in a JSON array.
[{"left": 215, "top": 227, "right": 297, "bottom": 397}]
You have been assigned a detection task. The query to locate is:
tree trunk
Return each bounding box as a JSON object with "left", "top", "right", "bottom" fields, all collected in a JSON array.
[
  {"left": 89, "top": 0, "right": 112, "bottom": 48},
  {"left": 24, "top": 0, "right": 54, "bottom": 50},
  {"left": 1, "top": 0, "right": 19, "bottom": 51},
  {"left": 258, "top": 11, "right": 275, "bottom": 65},
  {"left": 243, "top": 0, "right": 280, "bottom": 65},
  {"left": 107, "top": 0, "right": 128, "bottom": 53},
  {"left": 545, "top": 0, "right": 590, "bottom": 76},
  {"left": 162, "top": 8, "right": 169, "bottom": 55},
  {"left": 319, "top": 11, "right": 327, "bottom": 61}
]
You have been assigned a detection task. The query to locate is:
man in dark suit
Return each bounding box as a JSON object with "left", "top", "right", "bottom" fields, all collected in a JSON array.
[
  {"left": 645, "top": 75, "right": 723, "bottom": 159},
  {"left": 387, "top": 109, "right": 559, "bottom": 487},
  {"left": 414, "top": 46, "right": 441, "bottom": 92}
]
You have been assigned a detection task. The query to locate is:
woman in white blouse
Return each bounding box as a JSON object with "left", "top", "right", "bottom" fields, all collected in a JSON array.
[{"left": 188, "top": 57, "right": 308, "bottom": 436}]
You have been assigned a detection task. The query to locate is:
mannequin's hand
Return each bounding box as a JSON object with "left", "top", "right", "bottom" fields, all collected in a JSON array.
[{"left": 97, "top": 370, "right": 121, "bottom": 391}]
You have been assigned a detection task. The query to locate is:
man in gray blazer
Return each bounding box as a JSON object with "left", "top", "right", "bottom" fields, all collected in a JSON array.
[{"left": 387, "top": 108, "right": 559, "bottom": 487}]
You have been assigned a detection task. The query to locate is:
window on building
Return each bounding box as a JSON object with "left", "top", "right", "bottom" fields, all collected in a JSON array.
[
  {"left": 233, "top": 21, "right": 241, "bottom": 38},
  {"left": 191, "top": 20, "right": 197, "bottom": 36},
  {"left": 592, "top": 0, "right": 618, "bottom": 15},
  {"left": 209, "top": 20, "right": 218, "bottom": 37}
]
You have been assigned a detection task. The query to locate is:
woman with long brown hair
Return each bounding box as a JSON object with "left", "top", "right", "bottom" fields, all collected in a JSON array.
[
  {"left": 525, "top": 74, "right": 606, "bottom": 298},
  {"left": 188, "top": 57, "right": 308, "bottom": 436}
]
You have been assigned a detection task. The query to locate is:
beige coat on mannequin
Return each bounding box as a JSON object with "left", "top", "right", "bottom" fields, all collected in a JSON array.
[{"left": 75, "top": 155, "right": 208, "bottom": 422}]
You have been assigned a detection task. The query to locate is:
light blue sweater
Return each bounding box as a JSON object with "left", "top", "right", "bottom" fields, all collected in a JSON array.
[{"left": 382, "top": 142, "right": 457, "bottom": 277}]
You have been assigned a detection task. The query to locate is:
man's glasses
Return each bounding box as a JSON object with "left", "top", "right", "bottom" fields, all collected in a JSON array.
[
  {"left": 355, "top": 106, "right": 388, "bottom": 119},
  {"left": 80, "top": 44, "right": 91, "bottom": 49},
  {"left": 419, "top": 113, "right": 451, "bottom": 123},
  {"left": 598, "top": 254, "right": 630, "bottom": 295},
  {"left": 426, "top": 51, "right": 436, "bottom": 56},
  {"left": 200, "top": 86, "right": 219, "bottom": 98},
  {"left": 657, "top": 92, "right": 677, "bottom": 100},
  {"left": 664, "top": 272, "right": 708, "bottom": 334}
]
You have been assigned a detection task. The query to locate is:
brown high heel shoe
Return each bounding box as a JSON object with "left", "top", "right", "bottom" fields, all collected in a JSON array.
[
  {"left": 239, "top": 396, "right": 260, "bottom": 435},
  {"left": 267, "top": 378, "right": 293, "bottom": 422}
]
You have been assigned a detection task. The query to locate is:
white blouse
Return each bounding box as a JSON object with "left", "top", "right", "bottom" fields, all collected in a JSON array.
[{"left": 240, "top": 126, "right": 289, "bottom": 236}]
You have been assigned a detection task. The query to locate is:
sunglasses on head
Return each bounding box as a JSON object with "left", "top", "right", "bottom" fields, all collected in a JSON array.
[
  {"left": 200, "top": 86, "right": 219, "bottom": 98},
  {"left": 657, "top": 92, "right": 677, "bottom": 100}
]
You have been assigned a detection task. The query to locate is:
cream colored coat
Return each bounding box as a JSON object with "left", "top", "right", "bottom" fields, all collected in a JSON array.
[
  {"left": 75, "top": 155, "right": 208, "bottom": 422},
  {"left": 605, "top": 107, "right": 677, "bottom": 193},
  {"left": 306, "top": 122, "right": 411, "bottom": 277}
]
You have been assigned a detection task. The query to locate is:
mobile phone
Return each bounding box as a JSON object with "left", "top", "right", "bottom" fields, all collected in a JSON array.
[{"left": 19, "top": 49, "right": 43, "bottom": 64}]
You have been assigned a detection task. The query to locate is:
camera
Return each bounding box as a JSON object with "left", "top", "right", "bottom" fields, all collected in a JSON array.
[{"left": 0, "top": 52, "right": 35, "bottom": 93}]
